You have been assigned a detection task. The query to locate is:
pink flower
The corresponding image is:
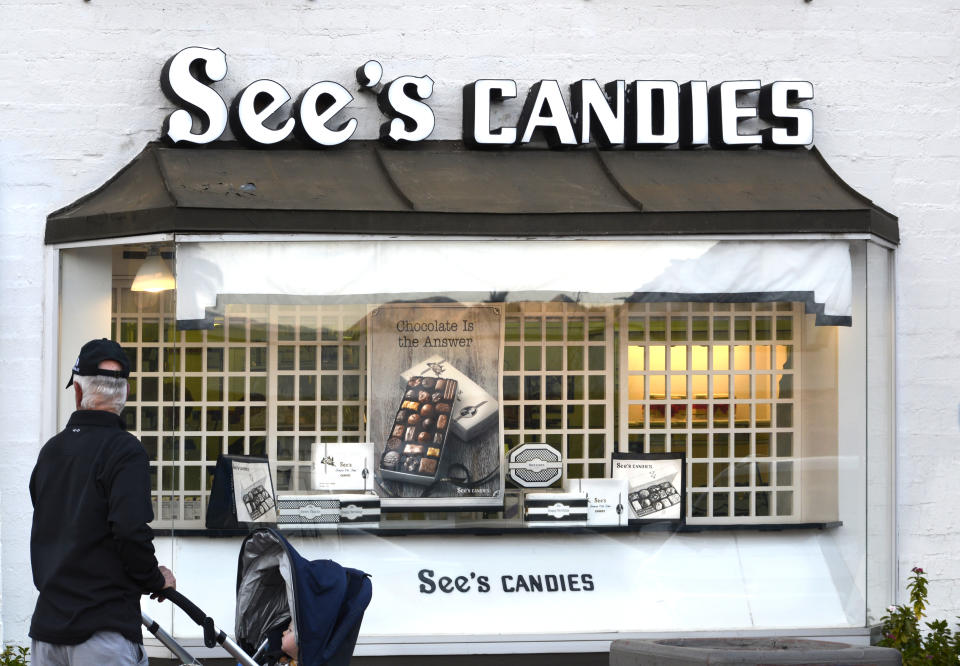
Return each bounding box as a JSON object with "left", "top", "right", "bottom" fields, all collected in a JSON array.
[
  {"left": 886, "top": 633, "right": 895, "bottom": 640},
  {"left": 912, "top": 566, "right": 924, "bottom": 574}
]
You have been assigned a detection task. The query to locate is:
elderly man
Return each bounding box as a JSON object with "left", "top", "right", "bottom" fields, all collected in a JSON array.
[{"left": 30, "top": 338, "right": 175, "bottom": 665}]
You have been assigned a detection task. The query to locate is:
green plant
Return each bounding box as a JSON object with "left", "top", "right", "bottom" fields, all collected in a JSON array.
[
  {"left": 0, "top": 644, "right": 29, "bottom": 666},
  {"left": 879, "top": 566, "right": 960, "bottom": 665}
]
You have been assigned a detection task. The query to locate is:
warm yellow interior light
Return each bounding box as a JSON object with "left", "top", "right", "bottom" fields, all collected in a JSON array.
[{"left": 131, "top": 248, "right": 175, "bottom": 292}]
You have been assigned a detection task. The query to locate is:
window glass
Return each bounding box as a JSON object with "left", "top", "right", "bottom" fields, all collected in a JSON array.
[{"left": 55, "top": 240, "right": 888, "bottom": 538}]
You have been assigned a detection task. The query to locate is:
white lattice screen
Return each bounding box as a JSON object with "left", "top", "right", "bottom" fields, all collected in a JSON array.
[
  {"left": 114, "top": 286, "right": 366, "bottom": 527},
  {"left": 618, "top": 302, "right": 800, "bottom": 521},
  {"left": 500, "top": 303, "right": 615, "bottom": 482},
  {"left": 114, "top": 285, "right": 800, "bottom": 527}
]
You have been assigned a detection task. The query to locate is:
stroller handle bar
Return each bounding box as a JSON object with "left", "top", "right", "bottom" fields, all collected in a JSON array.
[
  {"left": 159, "top": 589, "right": 209, "bottom": 630},
  {"left": 145, "top": 589, "right": 260, "bottom": 666},
  {"left": 141, "top": 610, "right": 202, "bottom": 665}
]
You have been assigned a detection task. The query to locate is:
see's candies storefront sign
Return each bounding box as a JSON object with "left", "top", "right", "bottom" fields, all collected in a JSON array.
[{"left": 161, "top": 46, "right": 813, "bottom": 150}]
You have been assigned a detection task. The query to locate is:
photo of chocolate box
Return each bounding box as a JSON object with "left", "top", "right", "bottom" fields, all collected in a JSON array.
[
  {"left": 401, "top": 355, "right": 498, "bottom": 442},
  {"left": 241, "top": 481, "right": 275, "bottom": 521},
  {"left": 379, "top": 375, "right": 458, "bottom": 486},
  {"left": 611, "top": 453, "right": 685, "bottom": 524},
  {"left": 627, "top": 473, "right": 680, "bottom": 519}
]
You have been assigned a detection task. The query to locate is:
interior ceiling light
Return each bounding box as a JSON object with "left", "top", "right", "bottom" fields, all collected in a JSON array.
[{"left": 131, "top": 247, "right": 176, "bottom": 292}]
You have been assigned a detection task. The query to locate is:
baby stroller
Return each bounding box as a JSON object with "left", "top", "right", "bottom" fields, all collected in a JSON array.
[{"left": 143, "top": 527, "right": 373, "bottom": 665}]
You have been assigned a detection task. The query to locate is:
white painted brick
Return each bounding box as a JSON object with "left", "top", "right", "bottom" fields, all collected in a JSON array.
[{"left": 3, "top": 0, "right": 960, "bottom": 644}]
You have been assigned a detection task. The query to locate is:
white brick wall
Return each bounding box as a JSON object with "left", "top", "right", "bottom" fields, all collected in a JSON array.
[{"left": 3, "top": 0, "right": 960, "bottom": 645}]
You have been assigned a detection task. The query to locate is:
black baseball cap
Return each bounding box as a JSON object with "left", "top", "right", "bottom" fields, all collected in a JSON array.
[{"left": 65, "top": 338, "right": 131, "bottom": 388}]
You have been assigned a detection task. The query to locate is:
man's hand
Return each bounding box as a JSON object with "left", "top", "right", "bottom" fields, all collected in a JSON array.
[
  {"left": 150, "top": 566, "right": 177, "bottom": 600},
  {"left": 160, "top": 565, "right": 176, "bottom": 589}
]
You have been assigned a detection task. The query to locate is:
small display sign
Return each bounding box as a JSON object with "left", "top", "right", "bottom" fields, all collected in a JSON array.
[
  {"left": 205, "top": 455, "right": 278, "bottom": 528},
  {"left": 231, "top": 458, "right": 278, "bottom": 523},
  {"left": 311, "top": 442, "right": 374, "bottom": 492},
  {"left": 565, "top": 478, "right": 629, "bottom": 526},
  {"left": 611, "top": 452, "right": 685, "bottom": 525},
  {"left": 508, "top": 443, "right": 563, "bottom": 488}
]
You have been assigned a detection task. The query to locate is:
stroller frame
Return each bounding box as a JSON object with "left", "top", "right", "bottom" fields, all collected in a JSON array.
[{"left": 143, "top": 588, "right": 265, "bottom": 666}]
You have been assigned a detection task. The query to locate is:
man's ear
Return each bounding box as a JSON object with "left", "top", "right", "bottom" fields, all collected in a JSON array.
[{"left": 74, "top": 382, "right": 82, "bottom": 410}]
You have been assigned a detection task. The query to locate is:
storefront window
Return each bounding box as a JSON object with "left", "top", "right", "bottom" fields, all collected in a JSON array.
[
  {"left": 53, "top": 235, "right": 896, "bottom": 642},
  {"left": 46, "top": 237, "right": 884, "bottom": 531}
]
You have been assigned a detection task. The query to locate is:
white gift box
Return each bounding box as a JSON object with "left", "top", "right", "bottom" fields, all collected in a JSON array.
[
  {"left": 564, "top": 478, "right": 629, "bottom": 526},
  {"left": 311, "top": 442, "right": 374, "bottom": 492},
  {"left": 523, "top": 492, "right": 588, "bottom": 527},
  {"left": 401, "top": 355, "right": 498, "bottom": 441}
]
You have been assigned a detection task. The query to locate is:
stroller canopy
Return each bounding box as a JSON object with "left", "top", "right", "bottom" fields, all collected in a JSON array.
[{"left": 236, "top": 528, "right": 372, "bottom": 665}]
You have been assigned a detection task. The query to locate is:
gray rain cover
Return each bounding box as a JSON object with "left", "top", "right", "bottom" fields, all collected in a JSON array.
[{"left": 235, "top": 530, "right": 297, "bottom": 651}]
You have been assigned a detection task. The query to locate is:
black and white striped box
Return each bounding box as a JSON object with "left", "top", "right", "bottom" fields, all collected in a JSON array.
[
  {"left": 336, "top": 494, "right": 381, "bottom": 528},
  {"left": 276, "top": 496, "right": 340, "bottom": 529},
  {"left": 523, "top": 492, "right": 588, "bottom": 527}
]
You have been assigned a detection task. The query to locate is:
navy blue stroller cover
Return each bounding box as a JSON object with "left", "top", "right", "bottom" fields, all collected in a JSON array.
[{"left": 235, "top": 528, "right": 372, "bottom": 665}]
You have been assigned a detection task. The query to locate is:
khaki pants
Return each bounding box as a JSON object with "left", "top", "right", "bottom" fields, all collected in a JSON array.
[{"left": 31, "top": 631, "right": 148, "bottom": 666}]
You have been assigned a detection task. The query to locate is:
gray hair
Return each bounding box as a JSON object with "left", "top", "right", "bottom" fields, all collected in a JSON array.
[{"left": 74, "top": 374, "right": 128, "bottom": 415}]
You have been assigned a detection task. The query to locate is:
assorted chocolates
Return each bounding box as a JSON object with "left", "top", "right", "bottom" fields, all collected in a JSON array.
[
  {"left": 380, "top": 376, "right": 458, "bottom": 485},
  {"left": 401, "top": 355, "right": 499, "bottom": 441},
  {"left": 628, "top": 481, "right": 680, "bottom": 518}
]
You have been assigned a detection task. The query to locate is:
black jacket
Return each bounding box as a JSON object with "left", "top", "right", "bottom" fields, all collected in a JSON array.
[{"left": 30, "top": 410, "right": 166, "bottom": 645}]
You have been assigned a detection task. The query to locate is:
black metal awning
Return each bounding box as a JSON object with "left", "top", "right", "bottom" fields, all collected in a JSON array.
[{"left": 45, "top": 141, "right": 898, "bottom": 245}]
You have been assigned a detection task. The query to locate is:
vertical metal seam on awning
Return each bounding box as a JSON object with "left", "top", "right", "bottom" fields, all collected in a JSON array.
[
  {"left": 373, "top": 145, "right": 416, "bottom": 211},
  {"left": 593, "top": 148, "right": 644, "bottom": 211}
]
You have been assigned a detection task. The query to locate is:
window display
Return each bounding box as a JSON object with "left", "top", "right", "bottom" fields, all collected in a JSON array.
[{"left": 46, "top": 237, "right": 885, "bottom": 534}]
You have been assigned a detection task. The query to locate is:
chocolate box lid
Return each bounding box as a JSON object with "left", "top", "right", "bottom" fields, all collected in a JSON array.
[{"left": 401, "top": 355, "right": 498, "bottom": 441}]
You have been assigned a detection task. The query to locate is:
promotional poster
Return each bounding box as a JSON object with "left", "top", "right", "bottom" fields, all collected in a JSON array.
[
  {"left": 230, "top": 458, "right": 278, "bottom": 523},
  {"left": 369, "top": 303, "right": 503, "bottom": 509},
  {"left": 611, "top": 452, "right": 685, "bottom": 524}
]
